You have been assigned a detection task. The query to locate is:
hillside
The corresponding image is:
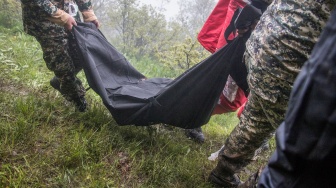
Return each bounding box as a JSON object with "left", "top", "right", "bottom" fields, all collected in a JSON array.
[{"left": 0, "top": 27, "right": 273, "bottom": 187}]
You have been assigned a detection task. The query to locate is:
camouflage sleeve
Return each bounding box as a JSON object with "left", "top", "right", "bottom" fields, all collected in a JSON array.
[
  {"left": 30, "top": 0, "right": 70, "bottom": 25},
  {"left": 75, "top": 0, "right": 93, "bottom": 12},
  {"left": 32, "top": 0, "right": 58, "bottom": 16}
]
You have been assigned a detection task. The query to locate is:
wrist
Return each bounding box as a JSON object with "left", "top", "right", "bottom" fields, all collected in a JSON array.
[
  {"left": 47, "top": 9, "right": 70, "bottom": 26},
  {"left": 81, "top": 10, "right": 98, "bottom": 22}
]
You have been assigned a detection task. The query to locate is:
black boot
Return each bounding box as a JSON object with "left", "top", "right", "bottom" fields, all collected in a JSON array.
[
  {"left": 184, "top": 127, "right": 205, "bottom": 143},
  {"left": 208, "top": 161, "right": 241, "bottom": 187},
  {"left": 237, "top": 166, "right": 264, "bottom": 188},
  {"left": 51, "top": 77, "right": 87, "bottom": 112},
  {"left": 50, "top": 76, "right": 61, "bottom": 92},
  {"left": 73, "top": 96, "right": 87, "bottom": 112}
]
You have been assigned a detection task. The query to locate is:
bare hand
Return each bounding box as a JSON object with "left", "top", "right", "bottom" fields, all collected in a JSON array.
[
  {"left": 64, "top": 16, "right": 77, "bottom": 31},
  {"left": 91, "top": 19, "right": 100, "bottom": 28}
]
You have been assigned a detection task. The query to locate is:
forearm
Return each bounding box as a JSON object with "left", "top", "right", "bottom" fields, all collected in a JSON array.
[
  {"left": 32, "top": 0, "right": 58, "bottom": 16},
  {"left": 75, "top": 0, "right": 94, "bottom": 11},
  {"left": 31, "top": 0, "right": 70, "bottom": 26},
  {"left": 75, "top": 0, "right": 98, "bottom": 23}
]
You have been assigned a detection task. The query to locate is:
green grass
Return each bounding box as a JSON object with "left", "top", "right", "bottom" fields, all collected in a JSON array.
[{"left": 0, "top": 28, "right": 274, "bottom": 187}]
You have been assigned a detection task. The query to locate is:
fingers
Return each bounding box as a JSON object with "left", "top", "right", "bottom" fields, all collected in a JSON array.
[
  {"left": 92, "top": 20, "right": 100, "bottom": 28},
  {"left": 238, "top": 27, "right": 250, "bottom": 36},
  {"left": 64, "top": 17, "right": 77, "bottom": 31}
]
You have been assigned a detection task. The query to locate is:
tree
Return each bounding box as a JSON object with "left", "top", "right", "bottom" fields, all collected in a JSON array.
[
  {"left": 174, "top": 0, "right": 217, "bottom": 37},
  {"left": 155, "top": 0, "right": 215, "bottom": 72},
  {"left": 91, "top": 0, "right": 214, "bottom": 72},
  {"left": 99, "top": 0, "right": 172, "bottom": 60},
  {"left": 157, "top": 37, "right": 209, "bottom": 75}
]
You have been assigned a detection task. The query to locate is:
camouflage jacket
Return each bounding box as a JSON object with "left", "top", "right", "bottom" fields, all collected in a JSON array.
[
  {"left": 21, "top": 0, "right": 93, "bottom": 34},
  {"left": 245, "top": 0, "right": 336, "bottom": 102}
]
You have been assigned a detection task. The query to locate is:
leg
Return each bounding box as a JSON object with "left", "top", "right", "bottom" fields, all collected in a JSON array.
[
  {"left": 33, "top": 24, "right": 87, "bottom": 111},
  {"left": 208, "top": 91, "right": 287, "bottom": 187}
]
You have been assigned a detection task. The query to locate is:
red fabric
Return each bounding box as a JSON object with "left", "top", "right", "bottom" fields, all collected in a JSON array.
[
  {"left": 212, "top": 87, "right": 247, "bottom": 115},
  {"left": 197, "top": 0, "right": 230, "bottom": 53},
  {"left": 198, "top": 0, "right": 248, "bottom": 114},
  {"left": 198, "top": 0, "right": 246, "bottom": 53}
]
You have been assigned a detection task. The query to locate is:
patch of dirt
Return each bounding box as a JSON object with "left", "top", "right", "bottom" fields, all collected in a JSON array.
[{"left": 0, "top": 79, "right": 30, "bottom": 96}]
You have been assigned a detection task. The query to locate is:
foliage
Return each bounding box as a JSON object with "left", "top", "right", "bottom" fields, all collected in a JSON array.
[
  {"left": 175, "top": 0, "right": 217, "bottom": 37},
  {"left": 99, "top": 0, "right": 171, "bottom": 61},
  {"left": 0, "top": 0, "right": 22, "bottom": 29},
  {"left": 95, "top": 0, "right": 215, "bottom": 70},
  {"left": 157, "top": 37, "right": 211, "bottom": 75}
]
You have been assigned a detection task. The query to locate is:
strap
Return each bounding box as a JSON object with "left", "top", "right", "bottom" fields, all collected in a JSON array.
[{"left": 224, "top": 8, "right": 241, "bottom": 44}]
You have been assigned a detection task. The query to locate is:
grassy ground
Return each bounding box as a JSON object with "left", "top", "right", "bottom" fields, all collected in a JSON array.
[{"left": 0, "top": 28, "right": 274, "bottom": 188}]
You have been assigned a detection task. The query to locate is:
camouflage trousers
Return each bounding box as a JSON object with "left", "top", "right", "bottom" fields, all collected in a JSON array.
[
  {"left": 29, "top": 21, "right": 85, "bottom": 101},
  {"left": 217, "top": 89, "right": 288, "bottom": 174}
]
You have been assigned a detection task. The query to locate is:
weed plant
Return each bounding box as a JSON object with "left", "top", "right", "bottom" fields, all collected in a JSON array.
[{"left": 0, "top": 28, "right": 274, "bottom": 187}]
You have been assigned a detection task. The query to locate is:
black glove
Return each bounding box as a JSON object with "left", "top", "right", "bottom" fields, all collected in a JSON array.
[
  {"left": 251, "top": 0, "right": 269, "bottom": 13},
  {"left": 234, "top": 4, "right": 262, "bottom": 30}
]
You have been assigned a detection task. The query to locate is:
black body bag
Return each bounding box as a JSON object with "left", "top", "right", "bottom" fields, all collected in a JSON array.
[{"left": 70, "top": 5, "right": 262, "bottom": 128}]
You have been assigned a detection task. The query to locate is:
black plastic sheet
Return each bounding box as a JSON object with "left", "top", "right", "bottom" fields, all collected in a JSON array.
[{"left": 72, "top": 22, "right": 249, "bottom": 129}]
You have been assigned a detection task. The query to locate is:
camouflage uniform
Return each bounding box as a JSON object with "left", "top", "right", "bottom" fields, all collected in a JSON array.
[
  {"left": 209, "top": 0, "right": 336, "bottom": 187},
  {"left": 20, "top": 0, "right": 94, "bottom": 103}
]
